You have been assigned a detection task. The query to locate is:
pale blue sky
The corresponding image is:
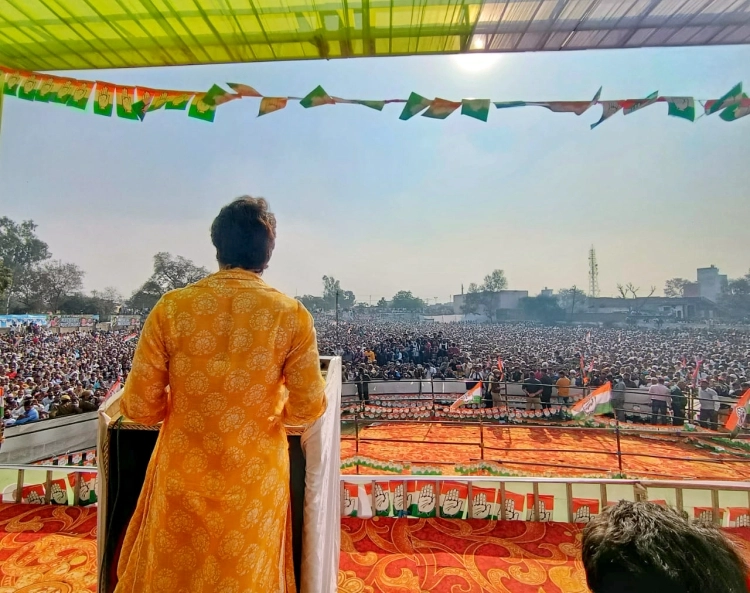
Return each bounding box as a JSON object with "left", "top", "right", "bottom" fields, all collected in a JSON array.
[{"left": 1, "top": 46, "right": 749, "bottom": 303}]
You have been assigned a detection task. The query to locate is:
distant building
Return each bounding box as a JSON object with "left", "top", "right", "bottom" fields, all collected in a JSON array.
[
  {"left": 452, "top": 290, "right": 529, "bottom": 317},
  {"left": 696, "top": 265, "right": 727, "bottom": 303},
  {"left": 587, "top": 296, "right": 717, "bottom": 320},
  {"left": 540, "top": 288, "right": 554, "bottom": 298}
]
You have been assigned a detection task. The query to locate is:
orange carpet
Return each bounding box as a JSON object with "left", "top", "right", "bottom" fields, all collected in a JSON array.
[
  {"left": 342, "top": 423, "right": 750, "bottom": 480},
  {"left": 0, "top": 503, "right": 98, "bottom": 592},
  {"left": 339, "top": 517, "right": 750, "bottom": 593}
]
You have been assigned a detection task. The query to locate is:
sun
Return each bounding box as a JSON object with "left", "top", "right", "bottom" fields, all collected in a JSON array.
[{"left": 451, "top": 52, "right": 504, "bottom": 73}]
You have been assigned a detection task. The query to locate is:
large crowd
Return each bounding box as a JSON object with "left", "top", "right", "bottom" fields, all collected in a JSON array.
[
  {"left": 3, "top": 318, "right": 750, "bottom": 429},
  {"left": 0, "top": 322, "right": 135, "bottom": 427}
]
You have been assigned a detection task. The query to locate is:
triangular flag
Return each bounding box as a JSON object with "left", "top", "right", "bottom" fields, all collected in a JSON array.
[
  {"left": 665, "top": 97, "right": 695, "bottom": 121},
  {"left": 705, "top": 83, "right": 742, "bottom": 115},
  {"left": 461, "top": 99, "right": 490, "bottom": 121},
  {"left": 93, "top": 81, "right": 115, "bottom": 116},
  {"left": 719, "top": 96, "right": 750, "bottom": 122},
  {"left": 537, "top": 101, "right": 593, "bottom": 115},
  {"left": 623, "top": 91, "right": 658, "bottom": 115},
  {"left": 399, "top": 92, "right": 432, "bottom": 120},
  {"left": 17, "top": 72, "right": 40, "bottom": 101},
  {"left": 590, "top": 101, "right": 622, "bottom": 129},
  {"left": 258, "top": 97, "right": 288, "bottom": 117},
  {"left": 202, "top": 84, "right": 240, "bottom": 107},
  {"left": 300, "top": 85, "right": 335, "bottom": 108},
  {"left": 66, "top": 80, "right": 95, "bottom": 110},
  {"left": 227, "top": 82, "right": 262, "bottom": 97},
  {"left": 116, "top": 86, "right": 139, "bottom": 120},
  {"left": 352, "top": 99, "right": 386, "bottom": 111},
  {"left": 422, "top": 97, "right": 461, "bottom": 119}
]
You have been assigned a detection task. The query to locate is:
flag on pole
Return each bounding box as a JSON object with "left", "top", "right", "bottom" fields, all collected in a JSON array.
[
  {"left": 497, "top": 357, "right": 504, "bottom": 372},
  {"left": 692, "top": 359, "right": 703, "bottom": 387},
  {"left": 104, "top": 379, "right": 122, "bottom": 403},
  {"left": 450, "top": 382, "right": 483, "bottom": 411},
  {"left": 725, "top": 389, "right": 750, "bottom": 432},
  {"left": 571, "top": 382, "right": 613, "bottom": 417}
]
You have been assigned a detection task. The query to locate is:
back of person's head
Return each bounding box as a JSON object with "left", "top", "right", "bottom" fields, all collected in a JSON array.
[
  {"left": 582, "top": 501, "right": 748, "bottom": 593},
  {"left": 211, "top": 196, "right": 276, "bottom": 272}
]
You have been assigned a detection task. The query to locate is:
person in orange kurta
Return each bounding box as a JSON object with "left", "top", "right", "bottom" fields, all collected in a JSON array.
[{"left": 114, "top": 197, "right": 327, "bottom": 593}]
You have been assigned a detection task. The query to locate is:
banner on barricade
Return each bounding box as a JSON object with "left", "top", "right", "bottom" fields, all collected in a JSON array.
[
  {"left": 0, "top": 314, "right": 48, "bottom": 328},
  {"left": 111, "top": 315, "right": 142, "bottom": 327},
  {"left": 49, "top": 315, "right": 98, "bottom": 328}
]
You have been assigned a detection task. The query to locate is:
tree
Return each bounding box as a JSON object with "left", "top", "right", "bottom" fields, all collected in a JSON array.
[
  {"left": 297, "top": 295, "right": 327, "bottom": 312},
  {"left": 37, "top": 260, "right": 85, "bottom": 312},
  {"left": 558, "top": 286, "right": 587, "bottom": 318},
  {"left": 0, "top": 259, "right": 11, "bottom": 295},
  {"left": 128, "top": 253, "right": 209, "bottom": 312},
  {"left": 718, "top": 270, "right": 750, "bottom": 320},
  {"left": 391, "top": 290, "right": 425, "bottom": 310},
  {"left": 482, "top": 269, "right": 508, "bottom": 292},
  {"left": 151, "top": 252, "right": 209, "bottom": 292},
  {"left": 321, "top": 276, "right": 355, "bottom": 309},
  {"left": 467, "top": 282, "right": 479, "bottom": 294},
  {"left": 521, "top": 295, "right": 565, "bottom": 323},
  {"left": 0, "top": 217, "right": 51, "bottom": 313},
  {"left": 89, "top": 286, "right": 123, "bottom": 318},
  {"left": 376, "top": 297, "right": 388, "bottom": 308},
  {"left": 664, "top": 278, "right": 690, "bottom": 298}
]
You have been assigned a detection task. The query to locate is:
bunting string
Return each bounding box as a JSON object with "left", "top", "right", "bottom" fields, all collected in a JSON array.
[{"left": 1, "top": 65, "right": 748, "bottom": 126}]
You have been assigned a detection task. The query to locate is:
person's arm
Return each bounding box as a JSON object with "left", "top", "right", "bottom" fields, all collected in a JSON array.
[
  {"left": 282, "top": 304, "right": 328, "bottom": 426},
  {"left": 120, "top": 299, "right": 169, "bottom": 426}
]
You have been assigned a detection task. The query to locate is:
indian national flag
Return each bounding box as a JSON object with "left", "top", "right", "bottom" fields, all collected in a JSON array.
[
  {"left": 725, "top": 388, "right": 750, "bottom": 432},
  {"left": 450, "top": 382, "right": 483, "bottom": 411},
  {"left": 571, "top": 382, "right": 612, "bottom": 417},
  {"left": 124, "top": 333, "right": 138, "bottom": 342}
]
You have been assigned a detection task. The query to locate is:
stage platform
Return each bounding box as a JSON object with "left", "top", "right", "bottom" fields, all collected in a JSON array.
[
  {"left": 341, "top": 423, "right": 750, "bottom": 480},
  {"left": 1, "top": 503, "right": 748, "bottom": 593}
]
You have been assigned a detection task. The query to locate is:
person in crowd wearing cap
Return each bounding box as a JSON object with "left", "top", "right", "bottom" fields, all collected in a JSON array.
[
  {"left": 648, "top": 377, "right": 671, "bottom": 425},
  {"left": 698, "top": 378, "right": 720, "bottom": 430}
]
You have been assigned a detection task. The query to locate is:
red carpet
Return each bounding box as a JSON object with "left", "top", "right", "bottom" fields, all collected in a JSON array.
[{"left": 0, "top": 503, "right": 98, "bottom": 592}]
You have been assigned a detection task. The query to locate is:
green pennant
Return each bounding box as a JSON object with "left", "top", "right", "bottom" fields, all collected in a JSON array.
[
  {"left": 116, "top": 86, "right": 139, "bottom": 120},
  {"left": 187, "top": 93, "right": 216, "bottom": 122},
  {"left": 52, "top": 79, "right": 76, "bottom": 105},
  {"left": 17, "top": 73, "right": 39, "bottom": 101},
  {"left": 226, "top": 82, "right": 262, "bottom": 97},
  {"left": 422, "top": 97, "right": 461, "bottom": 119},
  {"left": 66, "top": 80, "right": 94, "bottom": 110},
  {"left": 3, "top": 70, "right": 22, "bottom": 96},
  {"left": 666, "top": 97, "right": 695, "bottom": 122},
  {"left": 354, "top": 100, "right": 385, "bottom": 111},
  {"left": 399, "top": 92, "right": 432, "bottom": 120},
  {"left": 590, "top": 101, "right": 622, "bottom": 129},
  {"left": 706, "top": 83, "right": 742, "bottom": 115},
  {"left": 300, "top": 85, "right": 334, "bottom": 108},
  {"left": 719, "top": 94, "right": 750, "bottom": 122},
  {"left": 494, "top": 101, "right": 527, "bottom": 109},
  {"left": 34, "top": 75, "right": 59, "bottom": 103},
  {"left": 165, "top": 92, "right": 193, "bottom": 110},
  {"left": 461, "top": 98, "right": 490, "bottom": 122},
  {"left": 93, "top": 82, "right": 114, "bottom": 116}
]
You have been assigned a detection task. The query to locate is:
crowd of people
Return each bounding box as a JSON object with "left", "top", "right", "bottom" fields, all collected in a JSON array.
[
  {"left": 0, "top": 322, "right": 135, "bottom": 428},
  {"left": 318, "top": 319, "right": 750, "bottom": 426}
]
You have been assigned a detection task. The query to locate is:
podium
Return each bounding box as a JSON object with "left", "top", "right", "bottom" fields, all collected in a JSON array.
[{"left": 97, "top": 357, "right": 341, "bottom": 593}]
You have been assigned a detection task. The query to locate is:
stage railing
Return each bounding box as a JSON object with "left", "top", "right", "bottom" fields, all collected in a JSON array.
[{"left": 340, "top": 474, "right": 750, "bottom": 527}]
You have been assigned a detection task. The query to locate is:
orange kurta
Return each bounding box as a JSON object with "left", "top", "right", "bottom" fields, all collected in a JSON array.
[{"left": 114, "top": 269, "right": 327, "bottom": 593}]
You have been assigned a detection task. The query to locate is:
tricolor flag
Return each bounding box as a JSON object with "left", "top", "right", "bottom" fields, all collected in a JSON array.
[
  {"left": 497, "top": 357, "right": 504, "bottom": 372},
  {"left": 571, "top": 382, "right": 612, "bottom": 417},
  {"left": 104, "top": 379, "right": 122, "bottom": 402},
  {"left": 450, "top": 382, "right": 483, "bottom": 411},
  {"left": 692, "top": 359, "right": 703, "bottom": 387},
  {"left": 124, "top": 333, "right": 137, "bottom": 342},
  {"left": 725, "top": 389, "right": 750, "bottom": 433}
]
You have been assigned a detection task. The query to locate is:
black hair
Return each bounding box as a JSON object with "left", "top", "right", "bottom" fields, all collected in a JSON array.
[
  {"left": 210, "top": 196, "right": 276, "bottom": 272},
  {"left": 582, "top": 501, "right": 749, "bottom": 593}
]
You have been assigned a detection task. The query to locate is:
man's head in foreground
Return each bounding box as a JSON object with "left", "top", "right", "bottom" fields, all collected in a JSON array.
[{"left": 582, "top": 501, "right": 748, "bottom": 593}]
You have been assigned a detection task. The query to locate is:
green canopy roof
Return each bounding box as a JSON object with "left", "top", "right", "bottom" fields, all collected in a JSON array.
[{"left": 0, "top": 0, "right": 748, "bottom": 71}]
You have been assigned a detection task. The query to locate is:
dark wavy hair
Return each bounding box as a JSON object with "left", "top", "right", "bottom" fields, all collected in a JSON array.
[
  {"left": 582, "top": 501, "right": 749, "bottom": 593},
  {"left": 211, "top": 197, "right": 276, "bottom": 272}
]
